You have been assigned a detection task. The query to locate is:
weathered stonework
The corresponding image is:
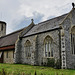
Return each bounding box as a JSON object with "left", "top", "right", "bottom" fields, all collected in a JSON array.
[
  {"left": 0, "top": 21, "right": 6, "bottom": 37},
  {"left": 3, "top": 50, "right": 14, "bottom": 63},
  {"left": 15, "top": 29, "right": 60, "bottom": 66},
  {"left": 60, "top": 8, "right": 75, "bottom": 69},
  {"left": 15, "top": 39, "right": 23, "bottom": 63}
]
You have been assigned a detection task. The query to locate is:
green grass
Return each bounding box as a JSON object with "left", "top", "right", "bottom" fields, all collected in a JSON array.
[{"left": 0, "top": 63, "right": 75, "bottom": 75}]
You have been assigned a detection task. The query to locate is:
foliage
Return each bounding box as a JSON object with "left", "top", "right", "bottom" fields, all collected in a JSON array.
[
  {"left": 46, "top": 58, "right": 55, "bottom": 67},
  {"left": 43, "top": 58, "right": 61, "bottom": 69},
  {"left": 55, "top": 59, "right": 61, "bottom": 69},
  {"left": 0, "top": 68, "right": 7, "bottom": 75}
]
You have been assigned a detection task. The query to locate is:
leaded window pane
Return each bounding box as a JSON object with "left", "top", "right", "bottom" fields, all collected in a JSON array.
[
  {"left": 44, "top": 36, "right": 53, "bottom": 57},
  {"left": 71, "top": 26, "right": 75, "bottom": 55},
  {"left": 74, "top": 35, "right": 75, "bottom": 54},
  {"left": 45, "top": 44, "right": 47, "bottom": 57},
  {"left": 25, "top": 40, "right": 31, "bottom": 57},
  {"left": 48, "top": 43, "right": 50, "bottom": 57},
  {"left": 51, "top": 49, "right": 53, "bottom": 57}
]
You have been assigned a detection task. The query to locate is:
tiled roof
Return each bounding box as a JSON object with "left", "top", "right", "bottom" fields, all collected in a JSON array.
[
  {"left": 0, "top": 29, "right": 23, "bottom": 47},
  {"left": 24, "top": 13, "right": 67, "bottom": 37}
]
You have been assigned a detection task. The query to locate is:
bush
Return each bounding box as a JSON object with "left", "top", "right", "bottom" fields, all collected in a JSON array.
[
  {"left": 46, "top": 58, "right": 55, "bottom": 67},
  {"left": 55, "top": 59, "right": 61, "bottom": 69},
  {"left": 42, "top": 58, "right": 61, "bottom": 69}
]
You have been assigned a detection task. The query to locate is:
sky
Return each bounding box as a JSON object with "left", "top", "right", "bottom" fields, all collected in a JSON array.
[{"left": 0, "top": 0, "right": 75, "bottom": 34}]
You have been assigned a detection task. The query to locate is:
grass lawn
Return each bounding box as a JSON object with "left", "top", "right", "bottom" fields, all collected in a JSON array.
[{"left": 0, "top": 63, "right": 75, "bottom": 75}]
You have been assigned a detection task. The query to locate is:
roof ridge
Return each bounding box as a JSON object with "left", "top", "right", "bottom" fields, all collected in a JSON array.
[{"left": 38, "top": 13, "right": 68, "bottom": 25}]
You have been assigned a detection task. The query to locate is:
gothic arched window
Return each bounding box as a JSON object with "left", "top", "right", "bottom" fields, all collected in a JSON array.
[
  {"left": 44, "top": 35, "right": 53, "bottom": 57},
  {"left": 71, "top": 26, "right": 75, "bottom": 55},
  {"left": 25, "top": 40, "right": 31, "bottom": 57}
]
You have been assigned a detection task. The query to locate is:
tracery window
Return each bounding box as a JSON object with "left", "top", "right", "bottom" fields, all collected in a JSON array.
[
  {"left": 44, "top": 36, "right": 53, "bottom": 57},
  {"left": 25, "top": 40, "right": 31, "bottom": 57},
  {"left": 71, "top": 26, "right": 75, "bottom": 55}
]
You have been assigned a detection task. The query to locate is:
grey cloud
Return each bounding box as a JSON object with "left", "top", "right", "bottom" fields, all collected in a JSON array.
[
  {"left": 9, "top": 12, "right": 44, "bottom": 33},
  {"left": 0, "top": 0, "right": 74, "bottom": 34}
]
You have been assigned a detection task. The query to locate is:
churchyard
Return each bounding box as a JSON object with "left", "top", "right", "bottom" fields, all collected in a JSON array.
[{"left": 0, "top": 63, "right": 75, "bottom": 75}]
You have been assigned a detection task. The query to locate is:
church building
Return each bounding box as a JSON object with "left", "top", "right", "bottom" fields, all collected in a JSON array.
[{"left": 0, "top": 4, "right": 75, "bottom": 69}]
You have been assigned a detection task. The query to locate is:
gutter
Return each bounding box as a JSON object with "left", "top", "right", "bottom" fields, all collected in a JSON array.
[
  {"left": 21, "top": 26, "right": 62, "bottom": 38},
  {"left": 0, "top": 45, "right": 15, "bottom": 51}
]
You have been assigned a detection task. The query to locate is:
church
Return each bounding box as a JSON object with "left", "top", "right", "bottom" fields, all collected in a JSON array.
[{"left": 0, "top": 4, "right": 75, "bottom": 69}]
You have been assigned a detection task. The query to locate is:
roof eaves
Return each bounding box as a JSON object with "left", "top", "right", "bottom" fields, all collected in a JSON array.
[
  {"left": 0, "top": 44, "right": 15, "bottom": 48},
  {"left": 22, "top": 26, "right": 62, "bottom": 38},
  {"left": 0, "top": 28, "right": 24, "bottom": 39}
]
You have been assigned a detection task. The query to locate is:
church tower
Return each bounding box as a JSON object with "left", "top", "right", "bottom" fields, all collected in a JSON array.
[{"left": 0, "top": 21, "right": 6, "bottom": 37}]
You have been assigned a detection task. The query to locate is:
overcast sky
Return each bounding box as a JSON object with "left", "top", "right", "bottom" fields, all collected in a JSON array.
[{"left": 0, "top": 0, "right": 75, "bottom": 34}]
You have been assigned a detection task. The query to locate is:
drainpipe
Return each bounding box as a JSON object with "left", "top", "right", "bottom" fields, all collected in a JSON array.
[{"left": 58, "top": 29, "right": 61, "bottom": 69}]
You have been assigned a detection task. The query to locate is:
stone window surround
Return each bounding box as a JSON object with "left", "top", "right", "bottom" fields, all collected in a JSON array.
[
  {"left": 24, "top": 40, "right": 31, "bottom": 58},
  {"left": 71, "top": 26, "right": 75, "bottom": 55},
  {"left": 71, "top": 34, "right": 75, "bottom": 55},
  {"left": 44, "top": 35, "right": 53, "bottom": 58}
]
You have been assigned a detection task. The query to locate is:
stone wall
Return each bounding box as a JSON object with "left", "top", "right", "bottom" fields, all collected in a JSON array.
[
  {"left": 15, "top": 29, "right": 60, "bottom": 65},
  {"left": 3, "top": 50, "right": 14, "bottom": 63},
  {"left": 15, "top": 8, "right": 75, "bottom": 69},
  {"left": 15, "top": 39, "right": 23, "bottom": 64},
  {"left": 61, "top": 9, "right": 75, "bottom": 69},
  {"left": 0, "top": 22, "right": 6, "bottom": 37}
]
